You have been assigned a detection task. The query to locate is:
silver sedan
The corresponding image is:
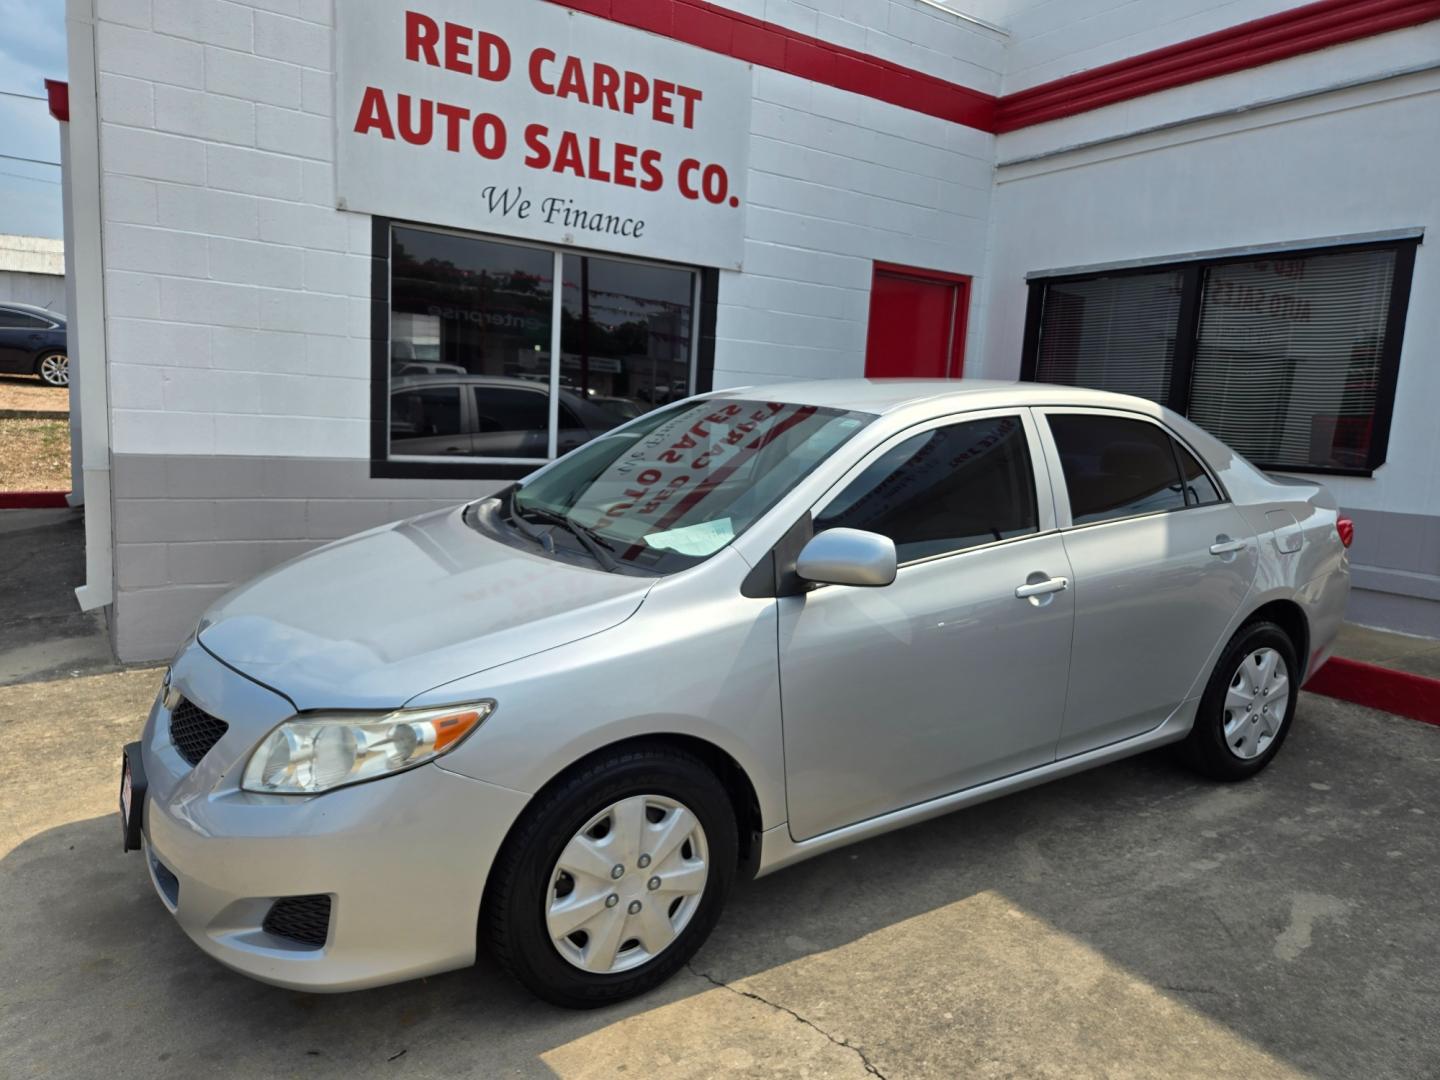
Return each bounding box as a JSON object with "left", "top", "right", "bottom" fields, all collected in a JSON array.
[{"left": 119, "top": 380, "right": 1351, "bottom": 1007}]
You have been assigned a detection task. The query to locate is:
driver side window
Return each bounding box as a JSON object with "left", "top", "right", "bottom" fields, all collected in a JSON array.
[{"left": 815, "top": 415, "right": 1039, "bottom": 563}]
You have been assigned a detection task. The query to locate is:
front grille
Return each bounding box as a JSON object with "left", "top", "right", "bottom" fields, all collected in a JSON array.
[
  {"left": 169, "top": 698, "right": 229, "bottom": 767},
  {"left": 263, "top": 895, "right": 332, "bottom": 948}
]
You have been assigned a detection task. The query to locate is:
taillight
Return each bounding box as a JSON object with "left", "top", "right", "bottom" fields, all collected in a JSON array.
[{"left": 1336, "top": 516, "right": 1354, "bottom": 548}]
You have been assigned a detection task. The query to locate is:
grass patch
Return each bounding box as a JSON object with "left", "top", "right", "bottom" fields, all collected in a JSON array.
[{"left": 0, "top": 418, "right": 71, "bottom": 492}]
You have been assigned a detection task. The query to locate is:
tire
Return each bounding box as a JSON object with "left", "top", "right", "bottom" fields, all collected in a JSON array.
[
  {"left": 1182, "top": 620, "right": 1299, "bottom": 781},
  {"left": 35, "top": 351, "right": 69, "bottom": 388},
  {"left": 483, "top": 744, "right": 738, "bottom": 1008}
]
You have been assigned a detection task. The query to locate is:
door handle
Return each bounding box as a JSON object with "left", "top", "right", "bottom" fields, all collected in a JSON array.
[
  {"left": 1209, "top": 538, "right": 1247, "bottom": 555},
  {"left": 1015, "top": 576, "right": 1069, "bottom": 599}
]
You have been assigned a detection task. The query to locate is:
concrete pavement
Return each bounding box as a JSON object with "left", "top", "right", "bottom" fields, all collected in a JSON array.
[
  {"left": 0, "top": 508, "right": 115, "bottom": 686},
  {"left": 1, "top": 666, "right": 1436, "bottom": 1079},
  {"left": 1333, "top": 622, "right": 1440, "bottom": 679}
]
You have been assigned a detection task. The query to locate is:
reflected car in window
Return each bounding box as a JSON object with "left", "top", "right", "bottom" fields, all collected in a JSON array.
[
  {"left": 124, "top": 381, "right": 1350, "bottom": 1009},
  {"left": 390, "top": 360, "right": 467, "bottom": 377},
  {"left": 389, "top": 374, "right": 632, "bottom": 459}
]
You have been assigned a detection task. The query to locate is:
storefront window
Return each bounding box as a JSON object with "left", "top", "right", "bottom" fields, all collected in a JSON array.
[
  {"left": 1032, "top": 270, "right": 1182, "bottom": 405},
  {"left": 1188, "top": 249, "right": 1396, "bottom": 472},
  {"left": 1022, "top": 239, "right": 1416, "bottom": 475},
  {"left": 384, "top": 224, "right": 698, "bottom": 469},
  {"left": 561, "top": 254, "right": 694, "bottom": 449}
]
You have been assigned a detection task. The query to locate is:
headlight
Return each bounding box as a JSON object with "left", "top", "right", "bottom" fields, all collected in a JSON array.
[{"left": 241, "top": 701, "right": 494, "bottom": 795}]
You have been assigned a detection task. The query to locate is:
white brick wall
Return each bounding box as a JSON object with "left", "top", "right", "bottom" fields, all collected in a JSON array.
[
  {"left": 713, "top": 53, "right": 994, "bottom": 387},
  {"left": 761, "top": 0, "right": 1007, "bottom": 92},
  {"left": 983, "top": 61, "right": 1440, "bottom": 520},
  {"left": 94, "top": 0, "right": 370, "bottom": 458},
  {"left": 94, "top": 0, "right": 1005, "bottom": 457},
  {"left": 94, "top": 0, "right": 1426, "bottom": 459}
]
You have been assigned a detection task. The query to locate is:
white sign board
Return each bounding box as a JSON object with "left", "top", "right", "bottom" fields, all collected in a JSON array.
[{"left": 335, "top": 0, "right": 752, "bottom": 268}]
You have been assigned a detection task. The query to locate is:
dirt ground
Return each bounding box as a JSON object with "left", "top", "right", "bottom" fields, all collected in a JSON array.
[
  {"left": 0, "top": 373, "right": 68, "bottom": 414},
  {"left": 0, "top": 417, "right": 71, "bottom": 491}
]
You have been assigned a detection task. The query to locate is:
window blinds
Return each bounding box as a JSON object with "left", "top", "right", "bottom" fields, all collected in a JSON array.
[
  {"left": 1188, "top": 249, "right": 1396, "bottom": 471},
  {"left": 1033, "top": 270, "right": 1184, "bottom": 405}
]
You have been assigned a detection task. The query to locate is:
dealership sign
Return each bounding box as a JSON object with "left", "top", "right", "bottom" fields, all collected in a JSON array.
[{"left": 335, "top": 1, "right": 752, "bottom": 268}]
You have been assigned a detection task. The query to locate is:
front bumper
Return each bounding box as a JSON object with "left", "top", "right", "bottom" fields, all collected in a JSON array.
[{"left": 136, "top": 641, "right": 530, "bottom": 992}]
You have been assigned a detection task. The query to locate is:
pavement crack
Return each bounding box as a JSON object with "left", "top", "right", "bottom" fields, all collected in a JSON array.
[{"left": 687, "top": 963, "right": 887, "bottom": 1079}]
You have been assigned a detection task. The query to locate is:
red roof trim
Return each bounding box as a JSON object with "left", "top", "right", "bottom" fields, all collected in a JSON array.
[
  {"left": 543, "top": 0, "right": 1440, "bottom": 135},
  {"left": 995, "top": 0, "right": 1440, "bottom": 132},
  {"left": 543, "top": 0, "right": 999, "bottom": 131},
  {"left": 44, "top": 79, "right": 69, "bottom": 123},
  {"left": 40, "top": 5, "right": 1436, "bottom": 138}
]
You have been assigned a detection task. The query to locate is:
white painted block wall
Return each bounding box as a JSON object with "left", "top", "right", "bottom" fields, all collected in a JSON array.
[
  {"left": 90, "top": 0, "right": 1006, "bottom": 460},
  {"left": 712, "top": 67, "right": 997, "bottom": 388},
  {"left": 982, "top": 29, "right": 1440, "bottom": 523}
]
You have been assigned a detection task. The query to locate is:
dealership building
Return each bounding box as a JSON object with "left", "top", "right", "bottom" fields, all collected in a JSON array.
[{"left": 44, "top": 0, "right": 1440, "bottom": 660}]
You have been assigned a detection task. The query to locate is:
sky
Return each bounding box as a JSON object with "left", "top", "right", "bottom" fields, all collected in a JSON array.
[{"left": 0, "top": 0, "right": 68, "bottom": 239}]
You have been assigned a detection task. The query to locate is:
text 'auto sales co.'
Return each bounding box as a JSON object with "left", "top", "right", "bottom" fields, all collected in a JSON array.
[{"left": 338, "top": 1, "right": 753, "bottom": 268}]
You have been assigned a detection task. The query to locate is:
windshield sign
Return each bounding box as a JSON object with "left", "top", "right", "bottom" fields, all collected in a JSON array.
[{"left": 513, "top": 399, "right": 870, "bottom": 572}]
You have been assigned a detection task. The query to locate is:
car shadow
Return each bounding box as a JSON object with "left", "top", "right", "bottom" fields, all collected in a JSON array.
[{"left": 1, "top": 699, "right": 1436, "bottom": 1078}]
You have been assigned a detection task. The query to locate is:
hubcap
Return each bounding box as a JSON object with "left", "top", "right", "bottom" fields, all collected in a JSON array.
[
  {"left": 1223, "top": 647, "right": 1290, "bottom": 760},
  {"left": 39, "top": 354, "right": 68, "bottom": 387},
  {"left": 546, "top": 794, "right": 709, "bottom": 974}
]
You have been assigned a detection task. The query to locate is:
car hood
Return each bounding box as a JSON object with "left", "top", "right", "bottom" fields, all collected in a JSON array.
[{"left": 197, "top": 505, "right": 654, "bottom": 711}]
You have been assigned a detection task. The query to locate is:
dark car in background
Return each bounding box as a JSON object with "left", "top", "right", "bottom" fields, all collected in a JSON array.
[{"left": 0, "top": 303, "right": 68, "bottom": 387}]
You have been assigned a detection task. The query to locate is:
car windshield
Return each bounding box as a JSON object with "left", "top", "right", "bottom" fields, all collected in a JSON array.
[{"left": 510, "top": 398, "right": 873, "bottom": 573}]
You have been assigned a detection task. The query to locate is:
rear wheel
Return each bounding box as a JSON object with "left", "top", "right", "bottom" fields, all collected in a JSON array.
[
  {"left": 1182, "top": 620, "right": 1298, "bottom": 780},
  {"left": 35, "top": 351, "right": 68, "bottom": 387},
  {"left": 483, "top": 745, "right": 737, "bottom": 1007}
]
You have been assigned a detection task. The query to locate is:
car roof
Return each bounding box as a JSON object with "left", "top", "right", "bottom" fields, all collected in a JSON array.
[
  {"left": 706, "top": 378, "right": 1163, "bottom": 417},
  {"left": 390, "top": 375, "right": 1166, "bottom": 419},
  {"left": 0, "top": 301, "right": 62, "bottom": 321}
]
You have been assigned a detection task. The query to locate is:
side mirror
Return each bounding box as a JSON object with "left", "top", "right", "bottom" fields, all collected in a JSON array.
[{"left": 795, "top": 528, "right": 897, "bottom": 588}]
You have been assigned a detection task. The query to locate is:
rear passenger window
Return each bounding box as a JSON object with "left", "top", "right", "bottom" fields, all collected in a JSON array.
[
  {"left": 1049, "top": 415, "right": 1186, "bottom": 525},
  {"left": 1174, "top": 440, "right": 1222, "bottom": 506},
  {"left": 816, "top": 416, "right": 1038, "bottom": 562},
  {"left": 474, "top": 387, "right": 549, "bottom": 434},
  {"left": 391, "top": 387, "right": 463, "bottom": 442},
  {"left": 0, "top": 309, "right": 50, "bottom": 329}
]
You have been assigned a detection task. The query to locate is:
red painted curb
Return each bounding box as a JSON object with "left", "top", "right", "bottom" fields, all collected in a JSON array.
[
  {"left": 0, "top": 491, "right": 70, "bottom": 510},
  {"left": 1306, "top": 656, "right": 1440, "bottom": 727}
]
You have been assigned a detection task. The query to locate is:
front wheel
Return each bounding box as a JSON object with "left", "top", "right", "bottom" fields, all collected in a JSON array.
[
  {"left": 1182, "top": 620, "right": 1299, "bottom": 781},
  {"left": 483, "top": 745, "right": 737, "bottom": 1007},
  {"left": 36, "top": 351, "right": 69, "bottom": 387}
]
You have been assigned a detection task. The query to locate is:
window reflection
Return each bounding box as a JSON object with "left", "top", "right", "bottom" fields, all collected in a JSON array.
[
  {"left": 388, "top": 228, "right": 697, "bottom": 463},
  {"left": 562, "top": 254, "right": 694, "bottom": 446},
  {"left": 390, "top": 227, "right": 555, "bottom": 459}
]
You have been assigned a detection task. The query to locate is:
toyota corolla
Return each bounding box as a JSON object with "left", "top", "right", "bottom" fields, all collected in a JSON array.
[{"left": 118, "top": 380, "right": 1350, "bottom": 1007}]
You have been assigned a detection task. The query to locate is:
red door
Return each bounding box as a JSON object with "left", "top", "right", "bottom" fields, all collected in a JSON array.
[{"left": 864, "top": 262, "right": 970, "bottom": 379}]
